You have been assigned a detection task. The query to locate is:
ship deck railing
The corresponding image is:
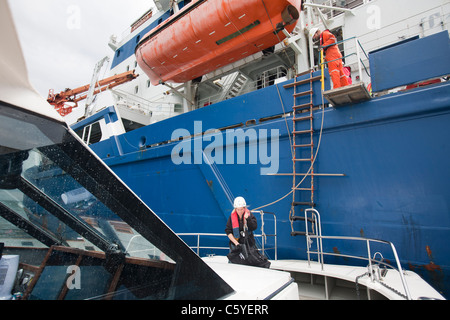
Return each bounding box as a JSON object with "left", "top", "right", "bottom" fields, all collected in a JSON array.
[
  {"left": 303, "top": 208, "right": 412, "bottom": 300},
  {"left": 196, "top": 66, "right": 289, "bottom": 109},
  {"left": 177, "top": 210, "right": 278, "bottom": 260},
  {"left": 319, "top": 36, "right": 373, "bottom": 105},
  {"left": 195, "top": 35, "right": 371, "bottom": 109},
  {"left": 305, "top": 0, "right": 367, "bottom": 20},
  {"left": 319, "top": 36, "right": 371, "bottom": 88},
  {"left": 178, "top": 206, "right": 412, "bottom": 299}
]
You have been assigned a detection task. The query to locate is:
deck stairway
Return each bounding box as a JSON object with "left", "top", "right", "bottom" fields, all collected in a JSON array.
[{"left": 221, "top": 72, "right": 249, "bottom": 100}]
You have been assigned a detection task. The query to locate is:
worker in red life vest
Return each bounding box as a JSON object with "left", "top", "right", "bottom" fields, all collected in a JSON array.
[
  {"left": 311, "top": 28, "right": 349, "bottom": 89},
  {"left": 225, "top": 196, "right": 257, "bottom": 249}
]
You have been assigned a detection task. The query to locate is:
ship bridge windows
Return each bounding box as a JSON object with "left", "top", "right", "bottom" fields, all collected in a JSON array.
[
  {"left": 174, "top": 103, "right": 183, "bottom": 113},
  {"left": 122, "top": 119, "right": 144, "bottom": 133},
  {"left": 74, "top": 121, "right": 102, "bottom": 145}
]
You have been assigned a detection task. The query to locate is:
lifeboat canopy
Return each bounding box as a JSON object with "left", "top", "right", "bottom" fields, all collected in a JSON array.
[{"left": 136, "top": 0, "right": 301, "bottom": 85}]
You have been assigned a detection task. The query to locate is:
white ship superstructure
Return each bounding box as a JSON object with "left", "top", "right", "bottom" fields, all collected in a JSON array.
[{"left": 74, "top": 0, "right": 449, "bottom": 144}]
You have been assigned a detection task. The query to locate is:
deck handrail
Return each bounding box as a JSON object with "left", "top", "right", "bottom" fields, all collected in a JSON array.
[
  {"left": 319, "top": 36, "right": 371, "bottom": 87},
  {"left": 304, "top": 208, "right": 412, "bottom": 300},
  {"left": 177, "top": 210, "right": 277, "bottom": 259}
]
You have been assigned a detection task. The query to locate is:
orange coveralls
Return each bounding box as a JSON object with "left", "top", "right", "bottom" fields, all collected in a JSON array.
[{"left": 320, "top": 30, "right": 349, "bottom": 89}]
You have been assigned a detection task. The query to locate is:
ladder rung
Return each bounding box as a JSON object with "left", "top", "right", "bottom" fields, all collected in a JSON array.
[
  {"left": 292, "top": 202, "right": 316, "bottom": 208},
  {"left": 283, "top": 75, "right": 322, "bottom": 88},
  {"left": 291, "top": 216, "right": 316, "bottom": 224},
  {"left": 292, "top": 129, "right": 313, "bottom": 135},
  {"left": 293, "top": 102, "right": 313, "bottom": 110},
  {"left": 294, "top": 187, "right": 314, "bottom": 191},
  {"left": 291, "top": 231, "right": 307, "bottom": 236},
  {"left": 293, "top": 144, "right": 313, "bottom": 148},
  {"left": 293, "top": 116, "right": 313, "bottom": 122},
  {"left": 293, "top": 90, "right": 313, "bottom": 98},
  {"left": 293, "top": 158, "right": 313, "bottom": 162}
]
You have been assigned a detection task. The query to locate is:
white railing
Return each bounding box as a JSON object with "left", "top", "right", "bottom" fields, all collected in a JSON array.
[
  {"left": 320, "top": 36, "right": 370, "bottom": 88},
  {"left": 196, "top": 66, "right": 288, "bottom": 108},
  {"left": 303, "top": 208, "right": 412, "bottom": 300},
  {"left": 178, "top": 210, "right": 277, "bottom": 260}
]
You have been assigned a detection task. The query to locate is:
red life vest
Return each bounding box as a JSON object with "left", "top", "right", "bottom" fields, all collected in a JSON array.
[{"left": 231, "top": 208, "right": 251, "bottom": 239}]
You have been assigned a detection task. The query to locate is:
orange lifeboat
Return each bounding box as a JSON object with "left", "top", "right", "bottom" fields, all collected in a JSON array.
[{"left": 136, "top": 0, "right": 301, "bottom": 85}]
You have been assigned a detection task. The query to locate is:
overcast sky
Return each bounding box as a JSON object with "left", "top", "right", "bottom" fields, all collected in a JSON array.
[{"left": 9, "top": 0, "right": 154, "bottom": 98}]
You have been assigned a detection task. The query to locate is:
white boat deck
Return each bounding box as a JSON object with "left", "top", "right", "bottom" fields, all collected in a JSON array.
[
  {"left": 203, "top": 255, "right": 298, "bottom": 300},
  {"left": 203, "top": 255, "right": 444, "bottom": 300},
  {"left": 270, "top": 259, "right": 445, "bottom": 300}
]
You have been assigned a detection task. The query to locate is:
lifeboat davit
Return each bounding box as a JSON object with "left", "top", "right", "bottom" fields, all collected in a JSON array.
[{"left": 136, "top": 0, "right": 301, "bottom": 85}]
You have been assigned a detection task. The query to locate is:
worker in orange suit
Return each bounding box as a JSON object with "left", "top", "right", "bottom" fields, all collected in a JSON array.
[{"left": 311, "top": 28, "right": 349, "bottom": 89}]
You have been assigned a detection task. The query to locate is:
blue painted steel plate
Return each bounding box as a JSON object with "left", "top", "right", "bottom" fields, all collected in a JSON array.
[{"left": 369, "top": 31, "right": 450, "bottom": 92}]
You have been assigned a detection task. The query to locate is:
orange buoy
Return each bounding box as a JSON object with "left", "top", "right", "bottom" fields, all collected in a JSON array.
[{"left": 136, "top": 0, "right": 301, "bottom": 85}]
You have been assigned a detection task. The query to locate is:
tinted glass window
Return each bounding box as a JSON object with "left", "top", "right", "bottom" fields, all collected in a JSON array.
[{"left": 0, "top": 102, "right": 233, "bottom": 300}]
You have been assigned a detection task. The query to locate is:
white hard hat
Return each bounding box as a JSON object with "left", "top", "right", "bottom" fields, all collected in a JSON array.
[
  {"left": 233, "top": 196, "right": 247, "bottom": 208},
  {"left": 309, "top": 27, "right": 319, "bottom": 39}
]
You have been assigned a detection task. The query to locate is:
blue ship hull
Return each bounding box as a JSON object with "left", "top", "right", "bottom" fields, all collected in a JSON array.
[
  {"left": 77, "top": 32, "right": 450, "bottom": 297},
  {"left": 86, "top": 78, "right": 450, "bottom": 297}
]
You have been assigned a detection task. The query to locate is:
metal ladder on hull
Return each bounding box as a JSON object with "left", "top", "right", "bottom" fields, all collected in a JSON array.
[{"left": 287, "top": 70, "right": 321, "bottom": 237}]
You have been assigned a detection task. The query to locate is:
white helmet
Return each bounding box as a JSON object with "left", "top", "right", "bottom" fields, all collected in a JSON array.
[
  {"left": 309, "top": 27, "right": 319, "bottom": 40},
  {"left": 233, "top": 196, "right": 247, "bottom": 208}
]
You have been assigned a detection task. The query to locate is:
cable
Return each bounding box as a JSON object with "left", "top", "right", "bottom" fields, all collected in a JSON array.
[
  {"left": 275, "top": 83, "right": 294, "bottom": 159},
  {"left": 260, "top": 0, "right": 294, "bottom": 68}
]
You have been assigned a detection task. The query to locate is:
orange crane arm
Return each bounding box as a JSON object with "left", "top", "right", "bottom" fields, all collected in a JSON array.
[{"left": 48, "top": 70, "right": 139, "bottom": 116}]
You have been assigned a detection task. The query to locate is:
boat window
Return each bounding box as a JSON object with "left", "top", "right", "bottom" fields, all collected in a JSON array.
[
  {"left": 1, "top": 147, "right": 173, "bottom": 263},
  {"left": 0, "top": 102, "right": 234, "bottom": 300},
  {"left": 87, "top": 122, "right": 102, "bottom": 145},
  {"left": 25, "top": 246, "right": 176, "bottom": 300},
  {"left": 174, "top": 103, "right": 183, "bottom": 113},
  {"left": 122, "top": 119, "right": 144, "bottom": 133},
  {"left": 74, "top": 122, "right": 102, "bottom": 145}
]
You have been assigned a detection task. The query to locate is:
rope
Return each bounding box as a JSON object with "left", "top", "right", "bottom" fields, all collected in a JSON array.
[
  {"left": 253, "top": 71, "right": 327, "bottom": 211},
  {"left": 260, "top": 0, "right": 294, "bottom": 69},
  {"left": 275, "top": 83, "right": 294, "bottom": 159}
]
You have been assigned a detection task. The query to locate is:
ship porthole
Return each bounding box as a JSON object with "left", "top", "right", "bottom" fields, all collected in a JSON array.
[{"left": 139, "top": 136, "right": 147, "bottom": 148}]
